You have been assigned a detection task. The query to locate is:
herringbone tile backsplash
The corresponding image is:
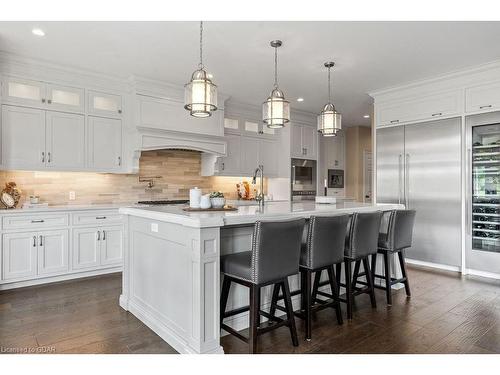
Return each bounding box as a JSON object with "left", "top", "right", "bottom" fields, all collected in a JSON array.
[{"left": 0, "top": 150, "right": 254, "bottom": 206}]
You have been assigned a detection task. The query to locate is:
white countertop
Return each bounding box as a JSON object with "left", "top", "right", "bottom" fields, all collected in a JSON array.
[
  {"left": 0, "top": 203, "right": 131, "bottom": 215},
  {"left": 119, "top": 201, "right": 403, "bottom": 228}
]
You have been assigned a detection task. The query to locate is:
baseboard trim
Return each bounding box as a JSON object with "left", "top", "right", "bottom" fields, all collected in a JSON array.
[
  {"left": 405, "top": 258, "right": 461, "bottom": 273},
  {"left": 466, "top": 268, "right": 500, "bottom": 281},
  {"left": 0, "top": 266, "right": 122, "bottom": 291}
]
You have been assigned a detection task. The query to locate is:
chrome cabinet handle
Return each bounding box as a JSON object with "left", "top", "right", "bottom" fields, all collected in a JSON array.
[
  {"left": 97, "top": 230, "right": 101, "bottom": 241},
  {"left": 96, "top": 216, "right": 106, "bottom": 220},
  {"left": 118, "top": 109, "right": 122, "bottom": 114},
  {"left": 398, "top": 154, "right": 403, "bottom": 204},
  {"left": 31, "top": 219, "right": 44, "bottom": 223},
  {"left": 39, "top": 235, "right": 43, "bottom": 247},
  {"left": 431, "top": 112, "right": 442, "bottom": 117},
  {"left": 42, "top": 152, "right": 45, "bottom": 163},
  {"left": 405, "top": 153, "right": 410, "bottom": 208},
  {"left": 480, "top": 105, "right": 492, "bottom": 109},
  {"left": 47, "top": 152, "right": 51, "bottom": 163},
  {"left": 47, "top": 99, "right": 52, "bottom": 104},
  {"left": 390, "top": 120, "right": 399, "bottom": 124},
  {"left": 33, "top": 236, "right": 36, "bottom": 247},
  {"left": 221, "top": 162, "right": 225, "bottom": 171},
  {"left": 102, "top": 230, "right": 106, "bottom": 241},
  {"left": 117, "top": 156, "right": 121, "bottom": 166},
  {"left": 41, "top": 98, "right": 46, "bottom": 103}
]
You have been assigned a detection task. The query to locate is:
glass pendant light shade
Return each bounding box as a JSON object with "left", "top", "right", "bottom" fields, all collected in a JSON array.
[
  {"left": 184, "top": 21, "right": 217, "bottom": 118},
  {"left": 318, "top": 62, "right": 341, "bottom": 136},
  {"left": 263, "top": 88, "right": 290, "bottom": 128},
  {"left": 262, "top": 40, "right": 290, "bottom": 128},
  {"left": 184, "top": 69, "right": 217, "bottom": 118},
  {"left": 318, "top": 103, "right": 342, "bottom": 136}
]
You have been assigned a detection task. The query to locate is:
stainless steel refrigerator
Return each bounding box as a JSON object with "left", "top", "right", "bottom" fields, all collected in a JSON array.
[{"left": 376, "top": 118, "right": 462, "bottom": 268}]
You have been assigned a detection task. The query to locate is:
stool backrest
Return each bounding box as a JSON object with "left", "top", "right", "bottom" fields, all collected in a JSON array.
[
  {"left": 251, "top": 218, "right": 305, "bottom": 284},
  {"left": 345, "top": 211, "right": 383, "bottom": 259},
  {"left": 385, "top": 209, "right": 416, "bottom": 250},
  {"left": 302, "top": 214, "right": 350, "bottom": 269}
]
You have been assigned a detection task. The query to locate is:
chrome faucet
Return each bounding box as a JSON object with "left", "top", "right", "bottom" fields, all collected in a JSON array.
[{"left": 252, "top": 164, "right": 265, "bottom": 208}]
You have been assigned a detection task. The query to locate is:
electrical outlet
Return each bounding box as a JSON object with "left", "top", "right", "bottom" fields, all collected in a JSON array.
[
  {"left": 151, "top": 223, "right": 158, "bottom": 233},
  {"left": 69, "top": 191, "right": 76, "bottom": 200}
]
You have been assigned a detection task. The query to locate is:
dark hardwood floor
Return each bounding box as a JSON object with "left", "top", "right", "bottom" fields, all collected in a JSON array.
[{"left": 1, "top": 265, "right": 499, "bottom": 354}]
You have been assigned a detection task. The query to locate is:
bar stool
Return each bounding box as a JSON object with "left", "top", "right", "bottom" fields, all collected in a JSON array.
[
  {"left": 269, "top": 214, "right": 349, "bottom": 341},
  {"left": 219, "top": 218, "right": 305, "bottom": 354},
  {"left": 339, "top": 211, "right": 383, "bottom": 319},
  {"left": 370, "top": 209, "right": 416, "bottom": 305}
]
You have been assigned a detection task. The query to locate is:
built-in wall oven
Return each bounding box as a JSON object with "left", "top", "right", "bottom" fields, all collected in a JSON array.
[{"left": 291, "top": 158, "right": 317, "bottom": 201}]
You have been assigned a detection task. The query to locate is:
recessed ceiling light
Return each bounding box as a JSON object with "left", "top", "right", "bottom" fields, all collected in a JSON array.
[
  {"left": 363, "top": 115, "right": 370, "bottom": 118},
  {"left": 32, "top": 28, "right": 45, "bottom": 37},
  {"left": 297, "top": 98, "right": 304, "bottom": 102}
]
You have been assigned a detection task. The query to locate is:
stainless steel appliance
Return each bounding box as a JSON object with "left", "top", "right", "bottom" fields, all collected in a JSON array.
[
  {"left": 291, "top": 158, "right": 317, "bottom": 201},
  {"left": 376, "top": 118, "right": 462, "bottom": 267},
  {"left": 327, "top": 169, "right": 344, "bottom": 188}
]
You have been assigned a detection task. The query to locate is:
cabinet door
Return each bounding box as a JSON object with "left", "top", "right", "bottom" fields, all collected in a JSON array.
[
  {"left": 259, "top": 139, "right": 278, "bottom": 177},
  {"left": 2, "top": 105, "right": 46, "bottom": 169},
  {"left": 1, "top": 77, "right": 46, "bottom": 107},
  {"left": 46, "top": 111, "right": 85, "bottom": 169},
  {"left": 240, "top": 136, "right": 260, "bottom": 176},
  {"left": 466, "top": 81, "right": 500, "bottom": 113},
  {"left": 88, "top": 116, "right": 122, "bottom": 171},
  {"left": 2, "top": 232, "right": 37, "bottom": 280},
  {"left": 218, "top": 134, "right": 241, "bottom": 175},
  {"left": 302, "top": 125, "right": 317, "bottom": 159},
  {"left": 100, "top": 226, "right": 123, "bottom": 266},
  {"left": 37, "top": 230, "right": 69, "bottom": 276},
  {"left": 46, "top": 84, "right": 84, "bottom": 113},
  {"left": 72, "top": 227, "right": 100, "bottom": 270},
  {"left": 290, "top": 124, "right": 304, "bottom": 158},
  {"left": 88, "top": 90, "right": 122, "bottom": 117}
]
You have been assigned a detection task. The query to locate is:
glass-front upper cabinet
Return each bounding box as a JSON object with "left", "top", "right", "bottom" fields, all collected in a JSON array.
[
  {"left": 46, "top": 84, "right": 85, "bottom": 113},
  {"left": 472, "top": 123, "right": 500, "bottom": 252},
  {"left": 2, "top": 77, "right": 46, "bottom": 107},
  {"left": 88, "top": 90, "right": 123, "bottom": 117}
]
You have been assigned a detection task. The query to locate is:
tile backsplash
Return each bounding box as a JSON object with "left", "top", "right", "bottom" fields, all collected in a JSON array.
[{"left": 0, "top": 150, "right": 255, "bottom": 206}]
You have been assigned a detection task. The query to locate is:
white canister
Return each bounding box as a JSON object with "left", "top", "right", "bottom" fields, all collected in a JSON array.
[
  {"left": 200, "top": 194, "right": 212, "bottom": 209},
  {"left": 189, "top": 187, "right": 202, "bottom": 208}
]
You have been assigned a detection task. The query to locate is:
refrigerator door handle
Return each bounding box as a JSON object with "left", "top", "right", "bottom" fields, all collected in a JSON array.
[
  {"left": 405, "top": 153, "right": 410, "bottom": 208},
  {"left": 398, "top": 154, "right": 403, "bottom": 204},
  {"left": 467, "top": 148, "right": 472, "bottom": 235}
]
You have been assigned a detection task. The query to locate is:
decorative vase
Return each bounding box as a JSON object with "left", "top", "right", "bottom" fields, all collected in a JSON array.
[{"left": 210, "top": 197, "right": 226, "bottom": 208}]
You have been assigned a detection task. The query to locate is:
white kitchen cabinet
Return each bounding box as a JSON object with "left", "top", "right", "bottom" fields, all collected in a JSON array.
[
  {"left": 465, "top": 81, "right": 500, "bottom": 113},
  {"left": 322, "top": 134, "right": 345, "bottom": 169},
  {"left": 291, "top": 123, "right": 317, "bottom": 160},
  {"left": 259, "top": 139, "right": 278, "bottom": 177},
  {"left": 46, "top": 111, "right": 85, "bottom": 169},
  {"left": 72, "top": 227, "right": 100, "bottom": 270},
  {"left": 1, "top": 105, "right": 46, "bottom": 169},
  {"left": 2, "top": 232, "right": 38, "bottom": 281},
  {"left": 100, "top": 226, "right": 123, "bottom": 266},
  {"left": 37, "top": 230, "right": 69, "bottom": 276},
  {"left": 46, "top": 83, "right": 84, "bottom": 113},
  {"left": 88, "top": 116, "right": 122, "bottom": 171},
  {"left": 1, "top": 77, "right": 46, "bottom": 107},
  {"left": 217, "top": 134, "right": 241, "bottom": 175},
  {"left": 88, "top": 90, "right": 122, "bottom": 117},
  {"left": 240, "top": 136, "right": 260, "bottom": 176}
]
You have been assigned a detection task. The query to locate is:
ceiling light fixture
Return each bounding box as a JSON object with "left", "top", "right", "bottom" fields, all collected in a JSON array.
[
  {"left": 32, "top": 28, "right": 45, "bottom": 37},
  {"left": 297, "top": 98, "right": 304, "bottom": 102},
  {"left": 262, "top": 40, "right": 290, "bottom": 129},
  {"left": 184, "top": 21, "right": 217, "bottom": 118},
  {"left": 318, "top": 62, "right": 341, "bottom": 137}
]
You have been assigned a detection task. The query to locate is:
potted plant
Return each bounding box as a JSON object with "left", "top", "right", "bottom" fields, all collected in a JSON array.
[{"left": 209, "top": 191, "right": 226, "bottom": 208}]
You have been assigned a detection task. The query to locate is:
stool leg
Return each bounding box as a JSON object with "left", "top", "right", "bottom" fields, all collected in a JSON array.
[
  {"left": 371, "top": 253, "right": 377, "bottom": 286},
  {"left": 336, "top": 263, "right": 342, "bottom": 287},
  {"left": 328, "top": 265, "right": 343, "bottom": 325},
  {"left": 352, "top": 260, "right": 361, "bottom": 290},
  {"left": 220, "top": 276, "right": 231, "bottom": 326},
  {"left": 269, "top": 283, "right": 281, "bottom": 319},
  {"left": 311, "top": 270, "right": 321, "bottom": 303},
  {"left": 282, "top": 278, "right": 299, "bottom": 347},
  {"left": 398, "top": 250, "right": 411, "bottom": 297},
  {"left": 383, "top": 252, "right": 392, "bottom": 305},
  {"left": 303, "top": 269, "right": 312, "bottom": 341},
  {"left": 363, "top": 257, "right": 377, "bottom": 308},
  {"left": 345, "top": 260, "right": 353, "bottom": 320},
  {"left": 249, "top": 284, "right": 260, "bottom": 354}
]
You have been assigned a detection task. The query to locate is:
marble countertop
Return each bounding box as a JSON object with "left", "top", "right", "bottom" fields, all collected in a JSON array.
[
  {"left": 119, "top": 201, "right": 403, "bottom": 228},
  {"left": 0, "top": 203, "right": 132, "bottom": 215}
]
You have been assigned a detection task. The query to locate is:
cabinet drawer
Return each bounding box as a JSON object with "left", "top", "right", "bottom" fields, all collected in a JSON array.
[
  {"left": 2, "top": 213, "right": 69, "bottom": 230},
  {"left": 72, "top": 211, "right": 123, "bottom": 226},
  {"left": 465, "top": 81, "right": 500, "bottom": 113}
]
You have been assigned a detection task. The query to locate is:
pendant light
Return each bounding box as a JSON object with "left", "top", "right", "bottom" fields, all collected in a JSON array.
[
  {"left": 262, "top": 40, "right": 290, "bottom": 129},
  {"left": 184, "top": 21, "right": 217, "bottom": 118},
  {"left": 318, "top": 62, "right": 341, "bottom": 136}
]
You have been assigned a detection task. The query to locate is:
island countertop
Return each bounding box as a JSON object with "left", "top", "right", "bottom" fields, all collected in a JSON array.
[{"left": 119, "top": 201, "right": 403, "bottom": 228}]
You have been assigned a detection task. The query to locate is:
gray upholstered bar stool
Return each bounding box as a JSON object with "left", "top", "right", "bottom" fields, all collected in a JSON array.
[
  {"left": 338, "top": 211, "right": 383, "bottom": 320},
  {"left": 219, "top": 218, "right": 305, "bottom": 354},
  {"left": 269, "top": 214, "right": 349, "bottom": 341},
  {"left": 370, "top": 209, "right": 416, "bottom": 305}
]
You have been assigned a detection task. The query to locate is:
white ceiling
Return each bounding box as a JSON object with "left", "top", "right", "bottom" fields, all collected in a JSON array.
[{"left": 1, "top": 21, "right": 500, "bottom": 127}]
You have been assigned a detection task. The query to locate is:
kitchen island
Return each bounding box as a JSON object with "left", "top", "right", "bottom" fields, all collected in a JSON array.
[{"left": 118, "top": 201, "right": 402, "bottom": 354}]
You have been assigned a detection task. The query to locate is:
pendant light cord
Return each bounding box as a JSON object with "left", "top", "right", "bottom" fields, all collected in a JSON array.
[
  {"left": 328, "top": 66, "right": 332, "bottom": 103},
  {"left": 199, "top": 21, "right": 204, "bottom": 69},
  {"left": 274, "top": 45, "right": 278, "bottom": 88}
]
